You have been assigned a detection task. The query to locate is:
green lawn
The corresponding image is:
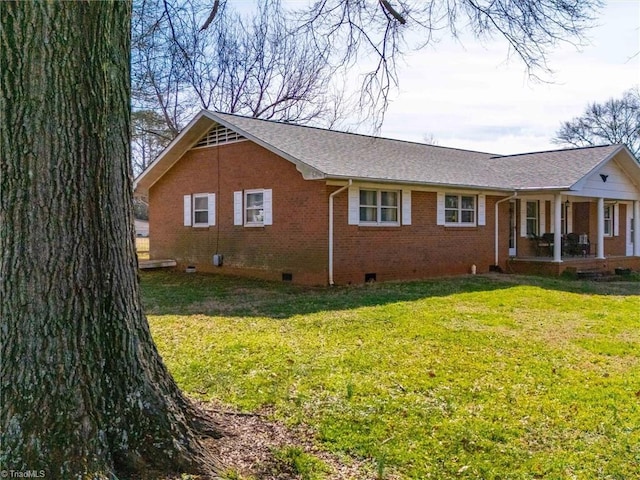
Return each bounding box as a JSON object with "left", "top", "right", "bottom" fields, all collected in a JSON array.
[{"left": 142, "top": 271, "right": 640, "bottom": 479}]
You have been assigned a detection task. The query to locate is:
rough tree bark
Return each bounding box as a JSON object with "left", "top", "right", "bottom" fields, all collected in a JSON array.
[{"left": 0, "top": 1, "right": 219, "bottom": 477}]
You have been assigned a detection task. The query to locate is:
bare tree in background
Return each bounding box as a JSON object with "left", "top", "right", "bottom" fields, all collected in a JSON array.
[
  {"left": 422, "top": 132, "right": 439, "bottom": 146},
  {"left": 553, "top": 87, "right": 640, "bottom": 158},
  {"left": 131, "top": 109, "right": 175, "bottom": 175},
  {"left": 133, "top": 0, "right": 603, "bottom": 169},
  {"left": 296, "top": 0, "right": 603, "bottom": 124},
  {"left": 132, "top": 0, "right": 351, "bottom": 172}
]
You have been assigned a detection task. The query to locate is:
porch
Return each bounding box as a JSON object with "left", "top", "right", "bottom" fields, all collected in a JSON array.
[
  {"left": 501, "top": 189, "right": 640, "bottom": 277},
  {"left": 507, "top": 255, "right": 640, "bottom": 277}
]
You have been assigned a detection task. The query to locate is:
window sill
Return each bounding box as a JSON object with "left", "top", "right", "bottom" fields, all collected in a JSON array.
[{"left": 358, "top": 222, "right": 400, "bottom": 227}]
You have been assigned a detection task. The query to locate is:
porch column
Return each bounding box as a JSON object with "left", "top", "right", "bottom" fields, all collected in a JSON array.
[
  {"left": 596, "top": 197, "right": 605, "bottom": 259},
  {"left": 553, "top": 193, "right": 563, "bottom": 262},
  {"left": 634, "top": 200, "right": 640, "bottom": 257}
]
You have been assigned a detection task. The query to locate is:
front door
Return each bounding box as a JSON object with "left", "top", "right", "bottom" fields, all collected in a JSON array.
[{"left": 509, "top": 200, "right": 517, "bottom": 256}]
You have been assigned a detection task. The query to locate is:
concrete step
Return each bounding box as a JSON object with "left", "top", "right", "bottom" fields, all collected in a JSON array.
[{"left": 139, "top": 259, "right": 177, "bottom": 270}]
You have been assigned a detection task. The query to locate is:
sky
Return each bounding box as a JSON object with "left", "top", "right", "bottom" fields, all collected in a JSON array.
[{"left": 374, "top": 0, "right": 640, "bottom": 155}]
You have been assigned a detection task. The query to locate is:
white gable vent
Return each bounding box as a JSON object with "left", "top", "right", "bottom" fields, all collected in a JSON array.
[{"left": 193, "top": 124, "right": 246, "bottom": 148}]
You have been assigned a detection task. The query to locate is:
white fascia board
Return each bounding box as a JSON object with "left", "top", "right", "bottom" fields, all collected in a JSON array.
[
  {"left": 134, "top": 110, "right": 215, "bottom": 195},
  {"left": 514, "top": 186, "right": 572, "bottom": 192}
]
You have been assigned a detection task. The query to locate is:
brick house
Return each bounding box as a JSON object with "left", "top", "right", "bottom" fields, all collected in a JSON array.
[{"left": 134, "top": 111, "right": 640, "bottom": 284}]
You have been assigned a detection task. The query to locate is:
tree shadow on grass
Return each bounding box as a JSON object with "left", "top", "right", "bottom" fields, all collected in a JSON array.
[{"left": 140, "top": 270, "right": 639, "bottom": 319}]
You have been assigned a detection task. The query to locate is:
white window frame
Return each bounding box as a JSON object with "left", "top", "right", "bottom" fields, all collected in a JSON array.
[
  {"left": 604, "top": 204, "right": 613, "bottom": 237},
  {"left": 234, "top": 189, "right": 273, "bottom": 227},
  {"left": 444, "top": 194, "right": 476, "bottom": 227},
  {"left": 245, "top": 189, "right": 265, "bottom": 226},
  {"left": 192, "top": 193, "right": 210, "bottom": 227},
  {"left": 526, "top": 201, "right": 539, "bottom": 236},
  {"left": 358, "top": 189, "right": 400, "bottom": 226},
  {"left": 183, "top": 193, "right": 215, "bottom": 227}
]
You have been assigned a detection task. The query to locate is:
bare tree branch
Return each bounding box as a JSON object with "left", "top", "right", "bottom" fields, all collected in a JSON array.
[
  {"left": 379, "top": 0, "right": 406, "bottom": 24},
  {"left": 294, "top": 0, "right": 603, "bottom": 128},
  {"left": 553, "top": 87, "right": 640, "bottom": 158},
  {"left": 131, "top": 0, "right": 354, "bottom": 170},
  {"left": 200, "top": 0, "right": 220, "bottom": 30}
]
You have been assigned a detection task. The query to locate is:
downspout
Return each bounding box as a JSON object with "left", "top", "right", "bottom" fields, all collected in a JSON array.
[
  {"left": 495, "top": 192, "right": 518, "bottom": 266},
  {"left": 329, "top": 179, "right": 352, "bottom": 285}
]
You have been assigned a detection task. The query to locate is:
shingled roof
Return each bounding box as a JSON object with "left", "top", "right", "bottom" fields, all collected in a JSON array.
[
  {"left": 212, "top": 112, "right": 501, "bottom": 189},
  {"left": 487, "top": 145, "right": 625, "bottom": 190},
  {"left": 135, "top": 110, "right": 638, "bottom": 195}
]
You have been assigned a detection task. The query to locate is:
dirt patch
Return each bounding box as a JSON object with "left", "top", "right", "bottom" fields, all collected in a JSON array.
[{"left": 201, "top": 401, "right": 380, "bottom": 479}]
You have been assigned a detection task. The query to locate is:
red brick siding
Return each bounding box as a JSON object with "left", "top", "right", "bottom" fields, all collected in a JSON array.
[
  {"left": 515, "top": 199, "right": 538, "bottom": 257},
  {"left": 149, "top": 141, "right": 329, "bottom": 284},
  {"left": 582, "top": 202, "right": 627, "bottom": 256},
  {"left": 331, "top": 191, "right": 509, "bottom": 284},
  {"left": 572, "top": 202, "right": 591, "bottom": 239},
  {"left": 604, "top": 203, "right": 627, "bottom": 256},
  {"left": 149, "top": 141, "right": 512, "bottom": 285}
]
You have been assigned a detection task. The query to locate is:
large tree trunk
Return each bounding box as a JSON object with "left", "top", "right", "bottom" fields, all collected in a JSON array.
[{"left": 0, "top": 2, "right": 219, "bottom": 477}]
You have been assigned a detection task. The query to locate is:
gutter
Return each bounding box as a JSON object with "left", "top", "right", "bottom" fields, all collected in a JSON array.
[
  {"left": 329, "top": 179, "right": 352, "bottom": 285},
  {"left": 495, "top": 192, "right": 518, "bottom": 266},
  {"left": 325, "top": 175, "right": 515, "bottom": 193}
]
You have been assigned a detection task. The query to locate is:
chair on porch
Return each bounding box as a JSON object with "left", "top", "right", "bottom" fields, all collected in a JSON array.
[
  {"left": 578, "top": 234, "right": 591, "bottom": 257},
  {"left": 563, "top": 233, "right": 581, "bottom": 257},
  {"left": 529, "top": 233, "right": 554, "bottom": 256}
]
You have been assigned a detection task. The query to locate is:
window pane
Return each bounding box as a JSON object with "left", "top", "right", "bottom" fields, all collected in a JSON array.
[
  {"left": 461, "top": 210, "right": 475, "bottom": 223},
  {"left": 194, "top": 211, "right": 208, "bottom": 224},
  {"left": 526, "top": 201, "right": 537, "bottom": 218},
  {"left": 603, "top": 206, "right": 612, "bottom": 235},
  {"left": 360, "top": 207, "right": 377, "bottom": 222},
  {"left": 445, "top": 195, "right": 458, "bottom": 208},
  {"left": 445, "top": 210, "right": 458, "bottom": 223},
  {"left": 360, "top": 190, "right": 377, "bottom": 206},
  {"left": 461, "top": 196, "right": 475, "bottom": 210},
  {"left": 381, "top": 207, "right": 398, "bottom": 222},
  {"left": 527, "top": 219, "right": 537, "bottom": 236},
  {"left": 246, "top": 209, "right": 264, "bottom": 223},
  {"left": 246, "top": 192, "right": 263, "bottom": 208},
  {"left": 381, "top": 191, "right": 398, "bottom": 207},
  {"left": 194, "top": 196, "right": 208, "bottom": 210}
]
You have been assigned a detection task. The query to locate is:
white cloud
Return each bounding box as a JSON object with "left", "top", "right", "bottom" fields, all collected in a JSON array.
[{"left": 376, "top": 0, "right": 640, "bottom": 154}]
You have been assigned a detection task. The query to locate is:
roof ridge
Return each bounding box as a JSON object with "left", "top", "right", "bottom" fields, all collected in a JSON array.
[
  {"left": 210, "top": 110, "right": 497, "bottom": 156},
  {"left": 491, "top": 143, "right": 620, "bottom": 159}
]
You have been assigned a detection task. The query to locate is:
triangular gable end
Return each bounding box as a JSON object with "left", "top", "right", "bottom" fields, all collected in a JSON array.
[
  {"left": 571, "top": 147, "right": 640, "bottom": 200},
  {"left": 134, "top": 110, "right": 326, "bottom": 197}
]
